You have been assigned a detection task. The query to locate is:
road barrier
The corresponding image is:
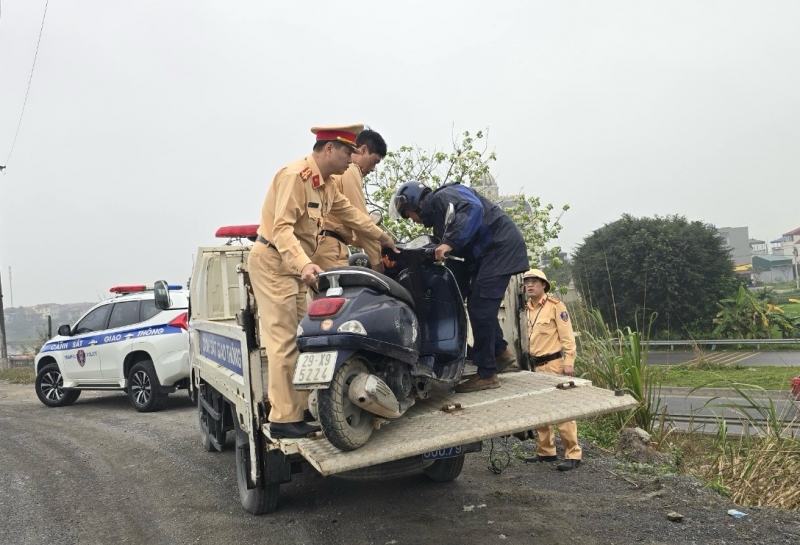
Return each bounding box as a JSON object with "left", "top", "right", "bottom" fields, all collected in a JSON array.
[{"left": 649, "top": 339, "right": 800, "bottom": 350}]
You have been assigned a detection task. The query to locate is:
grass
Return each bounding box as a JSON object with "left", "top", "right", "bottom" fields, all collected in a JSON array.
[
  {"left": 779, "top": 302, "right": 800, "bottom": 314},
  {"left": 651, "top": 365, "right": 800, "bottom": 391},
  {"left": 0, "top": 367, "right": 36, "bottom": 384}
]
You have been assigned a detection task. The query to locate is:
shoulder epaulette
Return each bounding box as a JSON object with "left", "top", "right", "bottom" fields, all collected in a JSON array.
[
  {"left": 299, "top": 167, "right": 312, "bottom": 181},
  {"left": 549, "top": 296, "right": 561, "bottom": 304}
]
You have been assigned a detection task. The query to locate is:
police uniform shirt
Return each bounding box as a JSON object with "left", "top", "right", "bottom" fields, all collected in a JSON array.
[
  {"left": 257, "top": 155, "right": 384, "bottom": 273},
  {"left": 526, "top": 295, "right": 577, "bottom": 367},
  {"left": 325, "top": 163, "right": 381, "bottom": 265}
]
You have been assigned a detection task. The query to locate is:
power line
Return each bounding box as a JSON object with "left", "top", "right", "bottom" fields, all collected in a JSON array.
[{"left": 3, "top": 0, "right": 50, "bottom": 169}]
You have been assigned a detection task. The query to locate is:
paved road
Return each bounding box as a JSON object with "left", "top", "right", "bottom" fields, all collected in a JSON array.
[
  {"left": 660, "top": 387, "right": 800, "bottom": 434},
  {"left": 648, "top": 350, "right": 800, "bottom": 366}
]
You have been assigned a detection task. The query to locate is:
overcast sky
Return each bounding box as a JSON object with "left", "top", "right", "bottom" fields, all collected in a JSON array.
[{"left": 1, "top": 1, "right": 799, "bottom": 307}]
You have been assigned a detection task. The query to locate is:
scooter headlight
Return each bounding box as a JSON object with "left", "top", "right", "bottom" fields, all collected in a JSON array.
[{"left": 337, "top": 320, "right": 367, "bottom": 335}]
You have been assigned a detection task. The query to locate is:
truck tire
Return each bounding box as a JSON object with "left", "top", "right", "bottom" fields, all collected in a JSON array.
[
  {"left": 35, "top": 363, "right": 81, "bottom": 408},
  {"left": 234, "top": 419, "right": 279, "bottom": 515},
  {"left": 423, "top": 455, "right": 465, "bottom": 482},
  {"left": 317, "top": 358, "right": 374, "bottom": 451},
  {"left": 335, "top": 456, "right": 434, "bottom": 481},
  {"left": 128, "top": 361, "right": 167, "bottom": 412}
]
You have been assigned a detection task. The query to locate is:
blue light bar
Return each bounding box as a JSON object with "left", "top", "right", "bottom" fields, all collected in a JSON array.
[{"left": 168, "top": 284, "right": 183, "bottom": 290}]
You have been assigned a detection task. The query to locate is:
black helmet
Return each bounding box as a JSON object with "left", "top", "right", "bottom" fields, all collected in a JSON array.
[{"left": 389, "top": 181, "right": 431, "bottom": 220}]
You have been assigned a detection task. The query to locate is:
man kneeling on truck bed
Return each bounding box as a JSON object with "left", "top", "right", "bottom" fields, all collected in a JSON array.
[{"left": 250, "top": 124, "right": 398, "bottom": 439}]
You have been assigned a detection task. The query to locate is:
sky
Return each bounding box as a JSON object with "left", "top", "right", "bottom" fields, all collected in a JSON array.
[{"left": 1, "top": 1, "right": 799, "bottom": 307}]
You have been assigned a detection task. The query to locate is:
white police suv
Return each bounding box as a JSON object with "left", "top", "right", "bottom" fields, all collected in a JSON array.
[{"left": 34, "top": 281, "right": 190, "bottom": 412}]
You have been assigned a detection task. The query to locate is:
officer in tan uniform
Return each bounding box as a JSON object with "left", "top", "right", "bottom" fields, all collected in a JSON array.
[
  {"left": 249, "top": 124, "right": 397, "bottom": 439},
  {"left": 521, "top": 268, "right": 582, "bottom": 471},
  {"left": 312, "top": 129, "right": 387, "bottom": 271}
]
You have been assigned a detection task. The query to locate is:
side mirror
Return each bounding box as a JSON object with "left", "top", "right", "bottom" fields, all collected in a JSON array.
[
  {"left": 57, "top": 324, "right": 72, "bottom": 337},
  {"left": 153, "top": 280, "right": 172, "bottom": 310},
  {"left": 444, "top": 203, "right": 455, "bottom": 228},
  {"left": 369, "top": 210, "right": 383, "bottom": 226}
]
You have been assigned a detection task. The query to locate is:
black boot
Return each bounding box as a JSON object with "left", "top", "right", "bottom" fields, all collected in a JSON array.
[
  {"left": 269, "top": 421, "right": 320, "bottom": 439},
  {"left": 557, "top": 459, "right": 581, "bottom": 471}
]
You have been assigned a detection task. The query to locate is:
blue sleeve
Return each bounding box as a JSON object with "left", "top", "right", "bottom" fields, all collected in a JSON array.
[{"left": 441, "top": 186, "right": 483, "bottom": 252}]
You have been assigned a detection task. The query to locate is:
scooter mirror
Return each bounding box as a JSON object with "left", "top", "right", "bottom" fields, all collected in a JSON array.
[
  {"left": 348, "top": 252, "right": 372, "bottom": 269},
  {"left": 369, "top": 210, "right": 383, "bottom": 226}
]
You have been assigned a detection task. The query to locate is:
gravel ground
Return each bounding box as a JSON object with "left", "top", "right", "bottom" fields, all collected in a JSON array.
[{"left": 1, "top": 382, "right": 799, "bottom": 545}]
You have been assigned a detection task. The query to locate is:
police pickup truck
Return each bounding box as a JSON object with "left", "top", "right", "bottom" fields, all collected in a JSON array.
[{"left": 189, "top": 225, "right": 638, "bottom": 514}]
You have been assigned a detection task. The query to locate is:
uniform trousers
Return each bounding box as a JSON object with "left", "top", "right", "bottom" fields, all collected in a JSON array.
[
  {"left": 312, "top": 235, "right": 349, "bottom": 271},
  {"left": 534, "top": 358, "right": 582, "bottom": 460},
  {"left": 467, "top": 273, "right": 512, "bottom": 379},
  {"left": 247, "top": 243, "right": 309, "bottom": 423}
]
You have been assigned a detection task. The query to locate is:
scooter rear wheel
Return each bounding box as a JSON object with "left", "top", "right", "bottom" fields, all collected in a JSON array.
[{"left": 318, "top": 358, "right": 374, "bottom": 451}]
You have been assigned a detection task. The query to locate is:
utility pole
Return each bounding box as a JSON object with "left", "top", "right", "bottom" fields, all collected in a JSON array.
[
  {"left": 8, "top": 267, "right": 12, "bottom": 308},
  {"left": 0, "top": 273, "right": 9, "bottom": 370}
]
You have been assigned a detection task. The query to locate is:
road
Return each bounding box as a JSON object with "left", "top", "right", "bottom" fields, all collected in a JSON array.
[
  {"left": 4, "top": 383, "right": 800, "bottom": 544},
  {"left": 648, "top": 349, "right": 800, "bottom": 367}
]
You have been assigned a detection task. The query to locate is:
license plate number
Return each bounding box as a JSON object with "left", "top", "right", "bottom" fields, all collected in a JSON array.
[
  {"left": 293, "top": 351, "right": 337, "bottom": 385},
  {"left": 422, "top": 446, "right": 463, "bottom": 460}
]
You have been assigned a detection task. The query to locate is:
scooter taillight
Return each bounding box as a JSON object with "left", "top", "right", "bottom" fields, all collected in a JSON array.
[{"left": 307, "top": 297, "right": 346, "bottom": 317}]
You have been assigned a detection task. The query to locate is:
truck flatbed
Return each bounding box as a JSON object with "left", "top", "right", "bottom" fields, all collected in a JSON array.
[{"left": 264, "top": 372, "right": 638, "bottom": 475}]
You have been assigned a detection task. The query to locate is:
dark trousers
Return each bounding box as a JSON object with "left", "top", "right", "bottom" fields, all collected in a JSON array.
[{"left": 467, "top": 273, "right": 512, "bottom": 379}]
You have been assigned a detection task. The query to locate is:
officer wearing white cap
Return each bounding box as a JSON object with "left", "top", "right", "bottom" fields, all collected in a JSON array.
[
  {"left": 520, "top": 268, "right": 582, "bottom": 471},
  {"left": 249, "top": 124, "right": 397, "bottom": 438}
]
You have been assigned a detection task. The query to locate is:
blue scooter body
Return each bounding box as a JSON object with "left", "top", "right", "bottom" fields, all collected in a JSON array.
[{"left": 296, "top": 235, "right": 468, "bottom": 396}]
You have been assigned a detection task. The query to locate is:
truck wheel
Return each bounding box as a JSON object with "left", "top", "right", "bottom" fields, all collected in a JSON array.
[
  {"left": 317, "top": 358, "right": 374, "bottom": 451},
  {"left": 423, "top": 455, "right": 466, "bottom": 482},
  {"left": 234, "top": 419, "right": 279, "bottom": 515},
  {"left": 128, "top": 361, "right": 167, "bottom": 412},
  {"left": 335, "top": 456, "right": 434, "bottom": 480},
  {"left": 198, "top": 394, "right": 226, "bottom": 452},
  {"left": 35, "top": 363, "right": 81, "bottom": 407}
]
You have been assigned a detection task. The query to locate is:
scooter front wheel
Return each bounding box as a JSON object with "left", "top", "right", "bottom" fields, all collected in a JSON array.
[{"left": 318, "top": 358, "right": 374, "bottom": 451}]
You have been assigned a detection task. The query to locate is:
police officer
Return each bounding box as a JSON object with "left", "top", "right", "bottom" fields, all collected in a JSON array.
[
  {"left": 390, "top": 181, "right": 529, "bottom": 392},
  {"left": 312, "top": 129, "right": 387, "bottom": 271},
  {"left": 521, "top": 268, "right": 582, "bottom": 471},
  {"left": 249, "top": 124, "right": 397, "bottom": 439}
]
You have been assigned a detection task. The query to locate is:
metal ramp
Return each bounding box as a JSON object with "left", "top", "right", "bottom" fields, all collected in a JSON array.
[{"left": 269, "top": 372, "right": 638, "bottom": 476}]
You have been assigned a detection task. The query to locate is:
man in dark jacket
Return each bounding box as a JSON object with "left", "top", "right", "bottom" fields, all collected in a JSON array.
[{"left": 390, "top": 181, "right": 530, "bottom": 392}]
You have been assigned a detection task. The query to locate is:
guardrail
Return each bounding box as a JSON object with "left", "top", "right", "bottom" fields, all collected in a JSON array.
[{"left": 649, "top": 339, "right": 800, "bottom": 350}]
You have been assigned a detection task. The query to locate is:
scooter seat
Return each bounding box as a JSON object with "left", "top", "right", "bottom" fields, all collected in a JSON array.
[{"left": 319, "top": 267, "right": 415, "bottom": 309}]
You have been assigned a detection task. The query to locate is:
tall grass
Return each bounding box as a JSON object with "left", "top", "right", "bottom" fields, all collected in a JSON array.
[
  {"left": 570, "top": 304, "right": 663, "bottom": 434},
  {"left": 690, "top": 385, "right": 800, "bottom": 509}
]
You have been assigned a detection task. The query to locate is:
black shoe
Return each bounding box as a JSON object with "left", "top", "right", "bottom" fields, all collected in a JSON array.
[
  {"left": 269, "top": 421, "right": 321, "bottom": 439},
  {"left": 524, "top": 454, "right": 557, "bottom": 463},
  {"left": 303, "top": 409, "right": 318, "bottom": 423},
  {"left": 495, "top": 349, "right": 518, "bottom": 374},
  {"left": 557, "top": 459, "right": 581, "bottom": 471}
]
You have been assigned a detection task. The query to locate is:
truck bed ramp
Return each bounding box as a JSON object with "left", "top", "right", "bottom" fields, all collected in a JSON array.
[{"left": 272, "top": 372, "right": 638, "bottom": 476}]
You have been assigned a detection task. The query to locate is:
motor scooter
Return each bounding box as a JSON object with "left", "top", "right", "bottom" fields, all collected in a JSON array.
[{"left": 295, "top": 229, "right": 468, "bottom": 451}]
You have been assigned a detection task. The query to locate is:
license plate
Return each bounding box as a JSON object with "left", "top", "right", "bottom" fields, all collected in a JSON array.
[
  {"left": 293, "top": 351, "right": 337, "bottom": 385},
  {"left": 422, "top": 446, "right": 463, "bottom": 460}
]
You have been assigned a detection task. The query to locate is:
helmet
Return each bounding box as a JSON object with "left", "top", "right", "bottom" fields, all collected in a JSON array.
[
  {"left": 522, "top": 269, "right": 551, "bottom": 293},
  {"left": 389, "top": 181, "right": 431, "bottom": 220}
]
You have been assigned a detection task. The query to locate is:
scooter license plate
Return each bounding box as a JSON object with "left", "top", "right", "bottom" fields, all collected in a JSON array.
[
  {"left": 422, "top": 446, "right": 463, "bottom": 460},
  {"left": 293, "top": 351, "right": 338, "bottom": 386}
]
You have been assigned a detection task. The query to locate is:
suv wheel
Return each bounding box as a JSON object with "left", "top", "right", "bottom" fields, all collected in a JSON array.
[
  {"left": 35, "top": 363, "right": 81, "bottom": 407},
  {"left": 128, "top": 361, "right": 167, "bottom": 412}
]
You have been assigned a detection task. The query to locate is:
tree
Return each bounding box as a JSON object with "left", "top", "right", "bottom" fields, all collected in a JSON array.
[
  {"left": 572, "top": 214, "right": 739, "bottom": 336},
  {"left": 713, "top": 285, "right": 799, "bottom": 339},
  {"left": 364, "top": 130, "right": 568, "bottom": 266}
]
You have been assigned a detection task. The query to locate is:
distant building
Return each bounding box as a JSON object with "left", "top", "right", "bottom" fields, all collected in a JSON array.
[
  {"left": 772, "top": 226, "right": 800, "bottom": 258},
  {"left": 752, "top": 255, "right": 793, "bottom": 283},
  {"left": 716, "top": 226, "right": 750, "bottom": 266},
  {"left": 749, "top": 238, "right": 767, "bottom": 256}
]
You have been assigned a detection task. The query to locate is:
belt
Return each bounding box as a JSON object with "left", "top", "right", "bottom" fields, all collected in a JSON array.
[
  {"left": 528, "top": 351, "right": 563, "bottom": 367},
  {"left": 320, "top": 229, "right": 346, "bottom": 244},
  {"left": 256, "top": 235, "right": 277, "bottom": 250}
]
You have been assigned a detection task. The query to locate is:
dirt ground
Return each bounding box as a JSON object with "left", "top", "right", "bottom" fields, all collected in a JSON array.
[{"left": 1, "top": 382, "right": 799, "bottom": 545}]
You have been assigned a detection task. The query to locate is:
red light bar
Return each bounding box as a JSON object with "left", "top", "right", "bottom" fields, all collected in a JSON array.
[
  {"left": 110, "top": 285, "right": 147, "bottom": 294},
  {"left": 307, "top": 297, "right": 346, "bottom": 317},
  {"left": 215, "top": 225, "right": 259, "bottom": 238}
]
